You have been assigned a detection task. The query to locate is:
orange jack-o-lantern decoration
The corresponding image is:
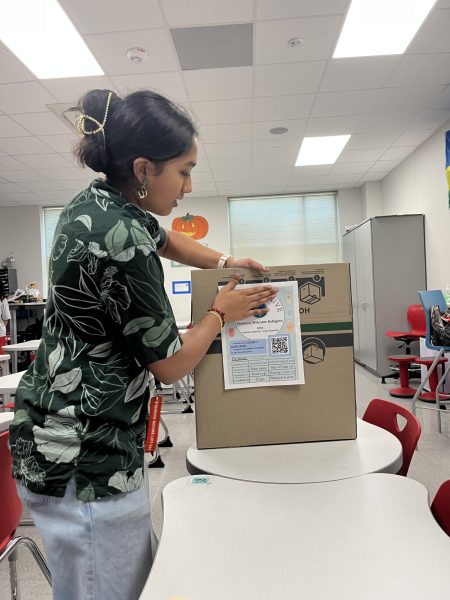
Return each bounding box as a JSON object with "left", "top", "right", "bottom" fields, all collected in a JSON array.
[{"left": 172, "top": 213, "right": 209, "bottom": 240}]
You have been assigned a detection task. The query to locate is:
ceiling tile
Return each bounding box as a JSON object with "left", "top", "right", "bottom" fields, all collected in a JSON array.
[
  {"left": 380, "top": 147, "right": 415, "bottom": 161},
  {"left": 204, "top": 142, "right": 252, "bottom": 159},
  {"left": 252, "top": 138, "right": 300, "bottom": 157},
  {"left": 312, "top": 90, "right": 373, "bottom": 117},
  {"left": 60, "top": 0, "right": 165, "bottom": 33},
  {"left": 0, "top": 137, "right": 54, "bottom": 155},
  {"left": 407, "top": 9, "right": 450, "bottom": 53},
  {"left": 172, "top": 24, "right": 252, "bottom": 70},
  {"left": 183, "top": 67, "right": 252, "bottom": 101},
  {"left": 255, "top": 62, "right": 326, "bottom": 96},
  {"left": 369, "top": 160, "right": 402, "bottom": 173},
  {"left": 0, "top": 82, "right": 56, "bottom": 114},
  {"left": 0, "top": 182, "right": 28, "bottom": 193},
  {"left": 0, "top": 155, "right": 27, "bottom": 170},
  {"left": 12, "top": 113, "right": 70, "bottom": 136},
  {"left": 20, "top": 180, "right": 69, "bottom": 193},
  {"left": 355, "top": 111, "right": 422, "bottom": 133},
  {"left": 392, "top": 130, "right": 433, "bottom": 146},
  {"left": 321, "top": 56, "right": 400, "bottom": 92},
  {"left": 330, "top": 162, "right": 374, "bottom": 174},
  {"left": 387, "top": 54, "right": 450, "bottom": 87},
  {"left": 337, "top": 148, "right": 386, "bottom": 163},
  {"left": 189, "top": 182, "right": 217, "bottom": 194},
  {"left": 213, "top": 169, "right": 253, "bottom": 182},
  {"left": 304, "top": 115, "right": 361, "bottom": 136},
  {"left": 255, "top": 16, "right": 341, "bottom": 64},
  {"left": 252, "top": 167, "right": 294, "bottom": 179},
  {"left": 253, "top": 94, "right": 314, "bottom": 121},
  {"left": 345, "top": 132, "right": 400, "bottom": 150},
  {"left": 251, "top": 154, "right": 295, "bottom": 169},
  {"left": 189, "top": 190, "right": 218, "bottom": 198},
  {"left": 0, "top": 45, "right": 34, "bottom": 84},
  {"left": 84, "top": 29, "right": 179, "bottom": 75},
  {"left": 291, "top": 165, "right": 332, "bottom": 177},
  {"left": 191, "top": 99, "right": 252, "bottom": 124},
  {"left": 252, "top": 180, "right": 287, "bottom": 194},
  {"left": 1, "top": 191, "right": 38, "bottom": 204},
  {"left": 256, "top": 0, "right": 347, "bottom": 20},
  {"left": 286, "top": 174, "right": 326, "bottom": 186},
  {"left": 162, "top": 0, "right": 253, "bottom": 27},
  {"left": 41, "top": 76, "right": 115, "bottom": 103},
  {"left": 38, "top": 134, "right": 78, "bottom": 153},
  {"left": 324, "top": 173, "right": 363, "bottom": 184},
  {"left": 368, "top": 85, "right": 446, "bottom": 113},
  {"left": 41, "top": 167, "right": 97, "bottom": 181},
  {"left": 190, "top": 170, "right": 214, "bottom": 184},
  {"left": 362, "top": 170, "right": 389, "bottom": 181},
  {"left": 252, "top": 119, "right": 306, "bottom": 140},
  {"left": 0, "top": 169, "right": 49, "bottom": 181},
  {"left": 17, "top": 154, "right": 73, "bottom": 169},
  {"left": 408, "top": 109, "right": 450, "bottom": 130},
  {"left": 111, "top": 72, "right": 189, "bottom": 103},
  {"left": 0, "top": 116, "right": 30, "bottom": 138},
  {"left": 209, "top": 156, "right": 252, "bottom": 171},
  {"left": 200, "top": 123, "right": 252, "bottom": 143}
]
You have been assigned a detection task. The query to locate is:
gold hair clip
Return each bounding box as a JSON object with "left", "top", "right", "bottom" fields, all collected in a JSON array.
[{"left": 76, "top": 91, "right": 113, "bottom": 136}]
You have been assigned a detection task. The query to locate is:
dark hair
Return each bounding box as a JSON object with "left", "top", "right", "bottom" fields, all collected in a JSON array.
[
  {"left": 0, "top": 280, "right": 5, "bottom": 300},
  {"left": 74, "top": 89, "right": 198, "bottom": 185}
]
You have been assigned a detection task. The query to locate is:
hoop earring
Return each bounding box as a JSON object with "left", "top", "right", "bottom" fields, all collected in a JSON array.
[{"left": 138, "top": 177, "right": 148, "bottom": 199}]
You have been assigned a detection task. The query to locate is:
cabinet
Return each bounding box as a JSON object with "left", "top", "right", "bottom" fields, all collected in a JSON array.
[
  {"left": 0, "top": 268, "right": 17, "bottom": 296},
  {"left": 343, "top": 215, "right": 426, "bottom": 376}
]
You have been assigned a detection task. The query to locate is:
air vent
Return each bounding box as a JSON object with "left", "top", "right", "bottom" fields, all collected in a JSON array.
[{"left": 47, "top": 103, "right": 80, "bottom": 134}]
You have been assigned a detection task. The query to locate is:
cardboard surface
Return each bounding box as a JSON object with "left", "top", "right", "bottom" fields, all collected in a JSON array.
[{"left": 191, "top": 264, "right": 356, "bottom": 449}]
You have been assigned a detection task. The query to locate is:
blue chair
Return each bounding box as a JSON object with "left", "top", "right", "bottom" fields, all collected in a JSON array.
[{"left": 412, "top": 290, "right": 450, "bottom": 432}]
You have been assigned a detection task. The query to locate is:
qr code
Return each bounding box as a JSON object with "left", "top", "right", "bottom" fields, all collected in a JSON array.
[{"left": 270, "top": 335, "right": 289, "bottom": 355}]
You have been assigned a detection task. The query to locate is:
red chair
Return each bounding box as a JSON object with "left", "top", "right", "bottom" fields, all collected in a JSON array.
[
  {"left": 0, "top": 431, "right": 52, "bottom": 596},
  {"left": 362, "top": 398, "right": 421, "bottom": 476},
  {"left": 431, "top": 480, "right": 450, "bottom": 537}
]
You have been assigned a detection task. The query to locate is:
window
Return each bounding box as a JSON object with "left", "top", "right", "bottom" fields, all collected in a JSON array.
[
  {"left": 41, "top": 207, "right": 63, "bottom": 293},
  {"left": 229, "top": 193, "right": 339, "bottom": 266}
]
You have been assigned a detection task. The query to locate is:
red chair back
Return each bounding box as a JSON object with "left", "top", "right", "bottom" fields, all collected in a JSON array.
[
  {"left": 431, "top": 480, "right": 450, "bottom": 537},
  {"left": 0, "top": 431, "right": 22, "bottom": 552},
  {"left": 362, "top": 398, "right": 421, "bottom": 476},
  {"left": 406, "top": 304, "right": 426, "bottom": 337},
  {"left": 0, "top": 335, "right": 7, "bottom": 355}
]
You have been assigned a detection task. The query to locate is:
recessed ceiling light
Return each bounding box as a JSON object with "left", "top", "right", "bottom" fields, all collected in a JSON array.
[
  {"left": 296, "top": 135, "right": 351, "bottom": 166},
  {"left": 270, "top": 127, "right": 289, "bottom": 135},
  {"left": 0, "top": 0, "right": 104, "bottom": 79},
  {"left": 333, "top": 0, "right": 436, "bottom": 58}
]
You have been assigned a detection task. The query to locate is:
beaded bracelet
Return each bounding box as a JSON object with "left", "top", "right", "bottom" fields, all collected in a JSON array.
[{"left": 207, "top": 307, "right": 225, "bottom": 328}]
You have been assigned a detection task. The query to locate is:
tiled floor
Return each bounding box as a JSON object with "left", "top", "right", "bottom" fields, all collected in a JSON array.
[{"left": 1, "top": 363, "right": 449, "bottom": 599}]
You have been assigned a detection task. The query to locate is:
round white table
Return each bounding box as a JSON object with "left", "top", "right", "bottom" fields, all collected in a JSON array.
[
  {"left": 0, "top": 370, "right": 26, "bottom": 394},
  {"left": 3, "top": 339, "right": 41, "bottom": 373},
  {"left": 140, "top": 474, "right": 450, "bottom": 600},
  {"left": 186, "top": 418, "right": 403, "bottom": 483}
]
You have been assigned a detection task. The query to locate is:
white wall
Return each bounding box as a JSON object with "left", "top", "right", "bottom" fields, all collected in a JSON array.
[
  {"left": 381, "top": 120, "right": 450, "bottom": 289},
  {"left": 0, "top": 205, "right": 43, "bottom": 293}
]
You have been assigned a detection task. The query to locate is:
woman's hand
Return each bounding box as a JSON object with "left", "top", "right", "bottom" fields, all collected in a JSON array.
[
  {"left": 227, "top": 257, "right": 269, "bottom": 273},
  {"left": 212, "top": 274, "right": 278, "bottom": 323}
]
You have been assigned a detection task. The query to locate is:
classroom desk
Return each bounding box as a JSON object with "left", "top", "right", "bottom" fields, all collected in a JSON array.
[
  {"left": 0, "top": 411, "right": 14, "bottom": 431},
  {"left": 186, "top": 418, "right": 402, "bottom": 483},
  {"left": 0, "top": 370, "right": 25, "bottom": 394},
  {"left": 3, "top": 338, "right": 41, "bottom": 373},
  {"left": 140, "top": 473, "right": 450, "bottom": 600},
  {"left": 8, "top": 301, "right": 45, "bottom": 349}
]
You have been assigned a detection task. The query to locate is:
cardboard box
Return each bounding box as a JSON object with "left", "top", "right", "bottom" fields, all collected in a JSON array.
[{"left": 191, "top": 263, "right": 356, "bottom": 449}]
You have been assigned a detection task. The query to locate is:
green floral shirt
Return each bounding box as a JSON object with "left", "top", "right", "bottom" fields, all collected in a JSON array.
[{"left": 9, "top": 179, "right": 181, "bottom": 501}]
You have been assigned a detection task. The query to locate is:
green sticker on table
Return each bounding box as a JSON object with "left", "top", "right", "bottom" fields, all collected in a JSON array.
[{"left": 190, "top": 476, "right": 210, "bottom": 485}]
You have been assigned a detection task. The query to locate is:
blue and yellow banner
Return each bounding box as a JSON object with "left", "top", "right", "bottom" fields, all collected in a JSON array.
[{"left": 446, "top": 131, "right": 450, "bottom": 208}]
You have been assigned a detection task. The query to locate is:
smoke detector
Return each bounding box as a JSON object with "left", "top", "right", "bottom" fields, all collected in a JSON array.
[
  {"left": 288, "top": 37, "right": 303, "bottom": 48},
  {"left": 126, "top": 47, "right": 149, "bottom": 64}
]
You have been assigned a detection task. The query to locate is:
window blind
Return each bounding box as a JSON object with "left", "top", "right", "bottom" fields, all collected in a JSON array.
[
  {"left": 42, "top": 207, "right": 63, "bottom": 292},
  {"left": 229, "top": 193, "right": 339, "bottom": 266}
]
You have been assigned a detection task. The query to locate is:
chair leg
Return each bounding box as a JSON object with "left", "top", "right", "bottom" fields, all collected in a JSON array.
[
  {"left": 412, "top": 349, "right": 444, "bottom": 417},
  {"left": 435, "top": 362, "right": 450, "bottom": 433},
  {"left": 8, "top": 549, "right": 19, "bottom": 600},
  {"left": 0, "top": 536, "right": 52, "bottom": 587}
]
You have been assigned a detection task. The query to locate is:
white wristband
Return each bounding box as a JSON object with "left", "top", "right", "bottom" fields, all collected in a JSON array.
[{"left": 217, "top": 254, "right": 232, "bottom": 268}]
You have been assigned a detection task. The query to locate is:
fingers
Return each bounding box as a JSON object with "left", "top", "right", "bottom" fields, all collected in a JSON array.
[
  {"left": 221, "top": 273, "right": 240, "bottom": 291},
  {"left": 241, "top": 285, "right": 277, "bottom": 297}
]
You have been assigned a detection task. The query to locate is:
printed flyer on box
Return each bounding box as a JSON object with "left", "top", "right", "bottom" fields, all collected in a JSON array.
[{"left": 221, "top": 281, "right": 305, "bottom": 390}]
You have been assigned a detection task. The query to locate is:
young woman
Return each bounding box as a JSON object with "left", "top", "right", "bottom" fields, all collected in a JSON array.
[
  {"left": 0, "top": 280, "right": 11, "bottom": 350},
  {"left": 9, "top": 89, "right": 277, "bottom": 600}
]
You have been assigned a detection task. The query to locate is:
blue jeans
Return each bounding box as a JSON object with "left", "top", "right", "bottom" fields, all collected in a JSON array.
[{"left": 17, "top": 475, "right": 157, "bottom": 600}]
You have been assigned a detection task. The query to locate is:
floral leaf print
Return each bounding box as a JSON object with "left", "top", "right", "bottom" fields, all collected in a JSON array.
[
  {"left": 88, "top": 340, "right": 113, "bottom": 358},
  {"left": 113, "top": 246, "right": 136, "bottom": 262},
  {"left": 75, "top": 214, "right": 92, "bottom": 230},
  {"left": 124, "top": 369, "right": 149, "bottom": 403},
  {"left": 52, "top": 234, "right": 68, "bottom": 261},
  {"left": 78, "top": 483, "right": 96, "bottom": 502},
  {"left": 100, "top": 267, "right": 131, "bottom": 323},
  {"left": 108, "top": 468, "right": 143, "bottom": 492},
  {"left": 67, "top": 239, "right": 88, "bottom": 263},
  {"left": 11, "top": 409, "right": 33, "bottom": 427},
  {"left": 167, "top": 336, "right": 182, "bottom": 357},
  {"left": 91, "top": 186, "right": 111, "bottom": 211},
  {"left": 125, "top": 273, "right": 163, "bottom": 313},
  {"left": 48, "top": 342, "right": 64, "bottom": 378},
  {"left": 79, "top": 266, "right": 100, "bottom": 300},
  {"left": 88, "top": 241, "right": 107, "bottom": 258},
  {"left": 130, "top": 220, "right": 155, "bottom": 254},
  {"left": 81, "top": 382, "right": 101, "bottom": 412},
  {"left": 142, "top": 318, "right": 174, "bottom": 348},
  {"left": 66, "top": 330, "right": 88, "bottom": 361},
  {"left": 32, "top": 406, "right": 81, "bottom": 464},
  {"left": 11, "top": 438, "right": 46, "bottom": 487},
  {"left": 49, "top": 367, "right": 82, "bottom": 394},
  {"left": 105, "top": 220, "right": 128, "bottom": 255},
  {"left": 123, "top": 316, "right": 156, "bottom": 336}
]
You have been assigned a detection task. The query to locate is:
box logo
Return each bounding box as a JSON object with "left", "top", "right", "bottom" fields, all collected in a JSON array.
[
  {"left": 297, "top": 275, "right": 325, "bottom": 305},
  {"left": 302, "top": 336, "right": 326, "bottom": 364}
]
